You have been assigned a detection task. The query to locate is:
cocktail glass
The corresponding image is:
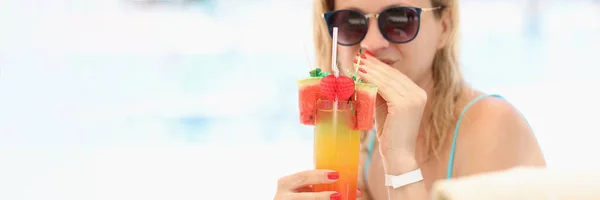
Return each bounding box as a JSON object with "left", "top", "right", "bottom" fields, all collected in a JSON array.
[{"left": 312, "top": 99, "right": 360, "bottom": 200}]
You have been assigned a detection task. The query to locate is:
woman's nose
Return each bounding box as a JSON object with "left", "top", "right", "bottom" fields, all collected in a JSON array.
[{"left": 359, "top": 18, "right": 389, "bottom": 53}]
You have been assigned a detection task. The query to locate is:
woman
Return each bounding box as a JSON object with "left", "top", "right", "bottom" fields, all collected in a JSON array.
[{"left": 274, "top": 0, "right": 546, "bottom": 199}]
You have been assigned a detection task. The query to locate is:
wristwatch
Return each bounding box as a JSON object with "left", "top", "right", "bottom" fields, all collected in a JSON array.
[{"left": 384, "top": 168, "right": 423, "bottom": 189}]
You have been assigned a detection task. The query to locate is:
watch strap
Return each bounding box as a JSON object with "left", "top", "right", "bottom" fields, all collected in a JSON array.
[{"left": 384, "top": 168, "right": 424, "bottom": 189}]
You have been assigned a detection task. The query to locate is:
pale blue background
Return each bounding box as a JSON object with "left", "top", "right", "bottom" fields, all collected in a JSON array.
[{"left": 0, "top": 0, "right": 599, "bottom": 199}]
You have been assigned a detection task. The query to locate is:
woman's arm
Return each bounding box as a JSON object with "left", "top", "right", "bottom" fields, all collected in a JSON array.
[
  {"left": 383, "top": 98, "right": 546, "bottom": 200},
  {"left": 382, "top": 152, "right": 427, "bottom": 200}
]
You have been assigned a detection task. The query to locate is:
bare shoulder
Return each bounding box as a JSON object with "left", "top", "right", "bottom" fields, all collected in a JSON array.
[{"left": 452, "top": 93, "right": 546, "bottom": 177}]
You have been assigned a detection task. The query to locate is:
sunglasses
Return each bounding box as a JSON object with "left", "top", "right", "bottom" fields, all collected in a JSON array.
[{"left": 323, "top": 6, "right": 442, "bottom": 46}]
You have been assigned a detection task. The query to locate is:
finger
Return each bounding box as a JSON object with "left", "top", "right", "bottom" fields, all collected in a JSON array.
[
  {"left": 356, "top": 53, "right": 398, "bottom": 77},
  {"left": 277, "top": 170, "right": 338, "bottom": 191},
  {"left": 286, "top": 191, "right": 340, "bottom": 200},
  {"left": 357, "top": 188, "right": 363, "bottom": 198},
  {"left": 361, "top": 55, "right": 429, "bottom": 107},
  {"left": 295, "top": 185, "right": 312, "bottom": 193},
  {"left": 360, "top": 53, "right": 424, "bottom": 94},
  {"left": 295, "top": 186, "right": 362, "bottom": 198},
  {"left": 357, "top": 64, "right": 404, "bottom": 103},
  {"left": 359, "top": 57, "right": 411, "bottom": 94},
  {"left": 361, "top": 56, "right": 412, "bottom": 89},
  {"left": 355, "top": 56, "right": 397, "bottom": 84},
  {"left": 296, "top": 187, "right": 362, "bottom": 198}
]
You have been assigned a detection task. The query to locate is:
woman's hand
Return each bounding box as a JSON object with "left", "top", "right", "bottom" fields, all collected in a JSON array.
[
  {"left": 356, "top": 50, "right": 428, "bottom": 159},
  {"left": 274, "top": 169, "right": 362, "bottom": 200}
]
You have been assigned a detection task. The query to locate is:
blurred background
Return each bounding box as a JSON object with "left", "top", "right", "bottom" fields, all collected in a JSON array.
[{"left": 0, "top": 0, "right": 599, "bottom": 199}]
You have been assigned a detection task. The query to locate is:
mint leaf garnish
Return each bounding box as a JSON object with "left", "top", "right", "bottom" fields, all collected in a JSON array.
[
  {"left": 351, "top": 75, "right": 364, "bottom": 83},
  {"left": 309, "top": 68, "right": 321, "bottom": 77},
  {"left": 309, "top": 68, "right": 335, "bottom": 78},
  {"left": 309, "top": 68, "right": 332, "bottom": 78}
]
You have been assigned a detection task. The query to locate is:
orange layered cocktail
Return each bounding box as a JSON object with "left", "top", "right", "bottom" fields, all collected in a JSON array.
[
  {"left": 298, "top": 69, "right": 377, "bottom": 200},
  {"left": 313, "top": 100, "right": 360, "bottom": 199}
]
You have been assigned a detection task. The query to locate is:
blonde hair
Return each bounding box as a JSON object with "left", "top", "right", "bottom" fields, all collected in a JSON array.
[{"left": 312, "top": 0, "right": 465, "bottom": 160}]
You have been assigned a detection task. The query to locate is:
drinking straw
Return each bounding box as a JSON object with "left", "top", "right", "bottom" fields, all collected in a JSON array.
[
  {"left": 331, "top": 27, "right": 339, "bottom": 77},
  {"left": 303, "top": 43, "right": 315, "bottom": 70}
]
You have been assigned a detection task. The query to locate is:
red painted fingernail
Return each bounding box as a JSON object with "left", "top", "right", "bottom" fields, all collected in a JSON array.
[
  {"left": 327, "top": 172, "right": 339, "bottom": 180},
  {"left": 358, "top": 68, "right": 367, "bottom": 74},
  {"left": 357, "top": 188, "right": 363, "bottom": 197},
  {"left": 330, "top": 193, "right": 341, "bottom": 200},
  {"left": 353, "top": 59, "right": 364, "bottom": 65},
  {"left": 365, "top": 50, "right": 374, "bottom": 56},
  {"left": 360, "top": 54, "right": 366, "bottom": 59}
]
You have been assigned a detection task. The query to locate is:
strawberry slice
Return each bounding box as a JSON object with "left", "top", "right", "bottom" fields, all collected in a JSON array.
[
  {"left": 320, "top": 75, "right": 337, "bottom": 100},
  {"left": 336, "top": 76, "right": 355, "bottom": 101}
]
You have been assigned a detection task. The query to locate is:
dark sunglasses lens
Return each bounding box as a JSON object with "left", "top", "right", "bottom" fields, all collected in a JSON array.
[
  {"left": 326, "top": 10, "right": 367, "bottom": 45},
  {"left": 379, "top": 7, "right": 419, "bottom": 43}
]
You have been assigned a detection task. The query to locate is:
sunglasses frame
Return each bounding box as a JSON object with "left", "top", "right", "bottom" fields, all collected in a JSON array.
[{"left": 322, "top": 6, "right": 442, "bottom": 46}]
